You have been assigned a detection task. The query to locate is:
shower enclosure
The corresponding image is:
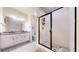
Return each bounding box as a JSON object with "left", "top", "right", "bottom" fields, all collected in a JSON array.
[
  {"left": 38, "top": 7, "right": 76, "bottom": 52},
  {"left": 39, "top": 13, "right": 52, "bottom": 49}
]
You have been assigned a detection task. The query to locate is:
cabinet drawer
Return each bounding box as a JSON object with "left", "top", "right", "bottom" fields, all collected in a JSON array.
[
  {"left": 13, "top": 35, "right": 21, "bottom": 44},
  {"left": 13, "top": 33, "right": 30, "bottom": 44},
  {"left": 21, "top": 33, "right": 30, "bottom": 41}
]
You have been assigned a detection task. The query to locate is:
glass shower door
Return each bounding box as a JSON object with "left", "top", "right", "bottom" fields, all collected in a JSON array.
[{"left": 39, "top": 14, "right": 51, "bottom": 48}]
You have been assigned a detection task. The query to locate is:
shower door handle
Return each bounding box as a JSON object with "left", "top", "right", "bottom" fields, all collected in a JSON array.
[{"left": 49, "top": 28, "right": 52, "bottom": 32}]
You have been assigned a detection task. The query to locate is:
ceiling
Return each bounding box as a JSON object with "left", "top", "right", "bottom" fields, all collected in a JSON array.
[
  {"left": 40, "top": 7, "right": 59, "bottom": 13},
  {"left": 12, "top": 7, "right": 38, "bottom": 16},
  {"left": 11, "top": 7, "right": 59, "bottom": 16}
]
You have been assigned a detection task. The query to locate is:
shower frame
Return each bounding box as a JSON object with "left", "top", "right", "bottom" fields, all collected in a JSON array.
[{"left": 38, "top": 7, "right": 77, "bottom": 52}]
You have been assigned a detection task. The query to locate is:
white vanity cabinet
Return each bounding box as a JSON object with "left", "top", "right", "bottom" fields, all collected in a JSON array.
[
  {"left": 0, "top": 35, "right": 14, "bottom": 49},
  {"left": 13, "top": 33, "right": 30, "bottom": 45},
  {"left": 12, "top": 34, "right": 21, "bottom": 45},
  {"left": 20, "top": 33, "right": 30, "bottom": 42},
  {"left": 0, "top": 32, "right": 30, "bottom": 49}
]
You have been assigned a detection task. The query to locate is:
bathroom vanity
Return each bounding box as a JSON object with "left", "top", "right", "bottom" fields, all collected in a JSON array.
[{"left": 0, "top": 31, "right": 30, "bottom": 49}]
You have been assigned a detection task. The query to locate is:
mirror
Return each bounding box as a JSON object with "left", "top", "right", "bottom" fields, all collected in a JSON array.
[{"left": 4, "top": 16, "right": 28, "bottom": 32}]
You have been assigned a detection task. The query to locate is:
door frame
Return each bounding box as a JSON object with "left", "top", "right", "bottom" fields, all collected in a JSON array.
[
  {"left": 75, "top": 7, "right": 77, "bottom": 52},
  {"left": 38, "top": 13, "right": 52, "bottom": 50}
]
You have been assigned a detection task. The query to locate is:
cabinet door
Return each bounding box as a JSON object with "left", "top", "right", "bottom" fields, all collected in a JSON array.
[
  {"left": 19, "top": 33, "right": 30, "bottom": 42},
  {"left": 1, "top": 35, "right": 14, "bottom": 49},
  {"left": 13, "top": 33, "right": 30, "bottom": 45},
  {"left": 13, "top": 34, "right": 21, "bottom": 44}
]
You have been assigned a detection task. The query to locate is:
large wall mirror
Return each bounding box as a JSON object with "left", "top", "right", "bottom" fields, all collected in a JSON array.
[{"left": 4, "top": 16, "right": 27, "bottom": 32}]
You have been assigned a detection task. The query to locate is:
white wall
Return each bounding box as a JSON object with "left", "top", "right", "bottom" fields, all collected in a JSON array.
[
  {"left": 77, "top": 7, "right": 79, "bottom": 52},
  {"left": 0, "top": 7, "right": 5, "bottom": 32},
  {"left": 68, "top": 8, "right": 75, "bottom": 52},
  {"left": 0, "top": 8, "right": 3, "bottom": 22},
  {"left": 36, "top": 8, "right": 46, "bottom": 43},
  {"left": 0, "top": 7, "right": 4, "bottom": 51},
  {"left": 3, "top": 7, "right": 27, "bottom": 19},
  {"left": 37, "top": 8, "right": 45, "bottom": 17},
  {"left": 12, "top": 7, "right": 38, "bottom": 16},
  {"left": 31, "top": 15, "right": 38, "bottom": 42},
  {"left": 0, "top": 7, "right": 3, "bottom": 32},
  {"left": 52, "top": 8, "right": 75, "bottom": 51}
]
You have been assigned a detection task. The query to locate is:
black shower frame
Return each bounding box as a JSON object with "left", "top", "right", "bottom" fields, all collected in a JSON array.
[{"left": 38, "top": 7, "right": 77, "bottom": 52}]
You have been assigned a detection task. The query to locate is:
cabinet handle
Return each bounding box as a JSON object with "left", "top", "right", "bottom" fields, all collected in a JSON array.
[{"left": 50, "top": 30, "right": 51, "bottom": 32}]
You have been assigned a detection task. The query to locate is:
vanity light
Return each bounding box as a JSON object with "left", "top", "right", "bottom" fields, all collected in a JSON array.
[{"left": 9, "top": 15, "right": 25, "bottom": 21}]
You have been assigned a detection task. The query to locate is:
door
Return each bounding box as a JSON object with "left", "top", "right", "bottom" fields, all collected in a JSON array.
[
  {"left": 39, "top": 14, "right": 51, "bottom": 48},
  {"left": 52, "top": 8, "right": 75, "bottom": 52}
]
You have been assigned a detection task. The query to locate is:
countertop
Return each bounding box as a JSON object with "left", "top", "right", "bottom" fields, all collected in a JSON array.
[{"left": 0, "top": 31, "right": 30, "bottom": 35}]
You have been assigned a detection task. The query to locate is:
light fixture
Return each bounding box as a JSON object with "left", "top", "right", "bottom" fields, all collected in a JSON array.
[{"left": 9, "top": 15, "right": 25, "bottom": 21}]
